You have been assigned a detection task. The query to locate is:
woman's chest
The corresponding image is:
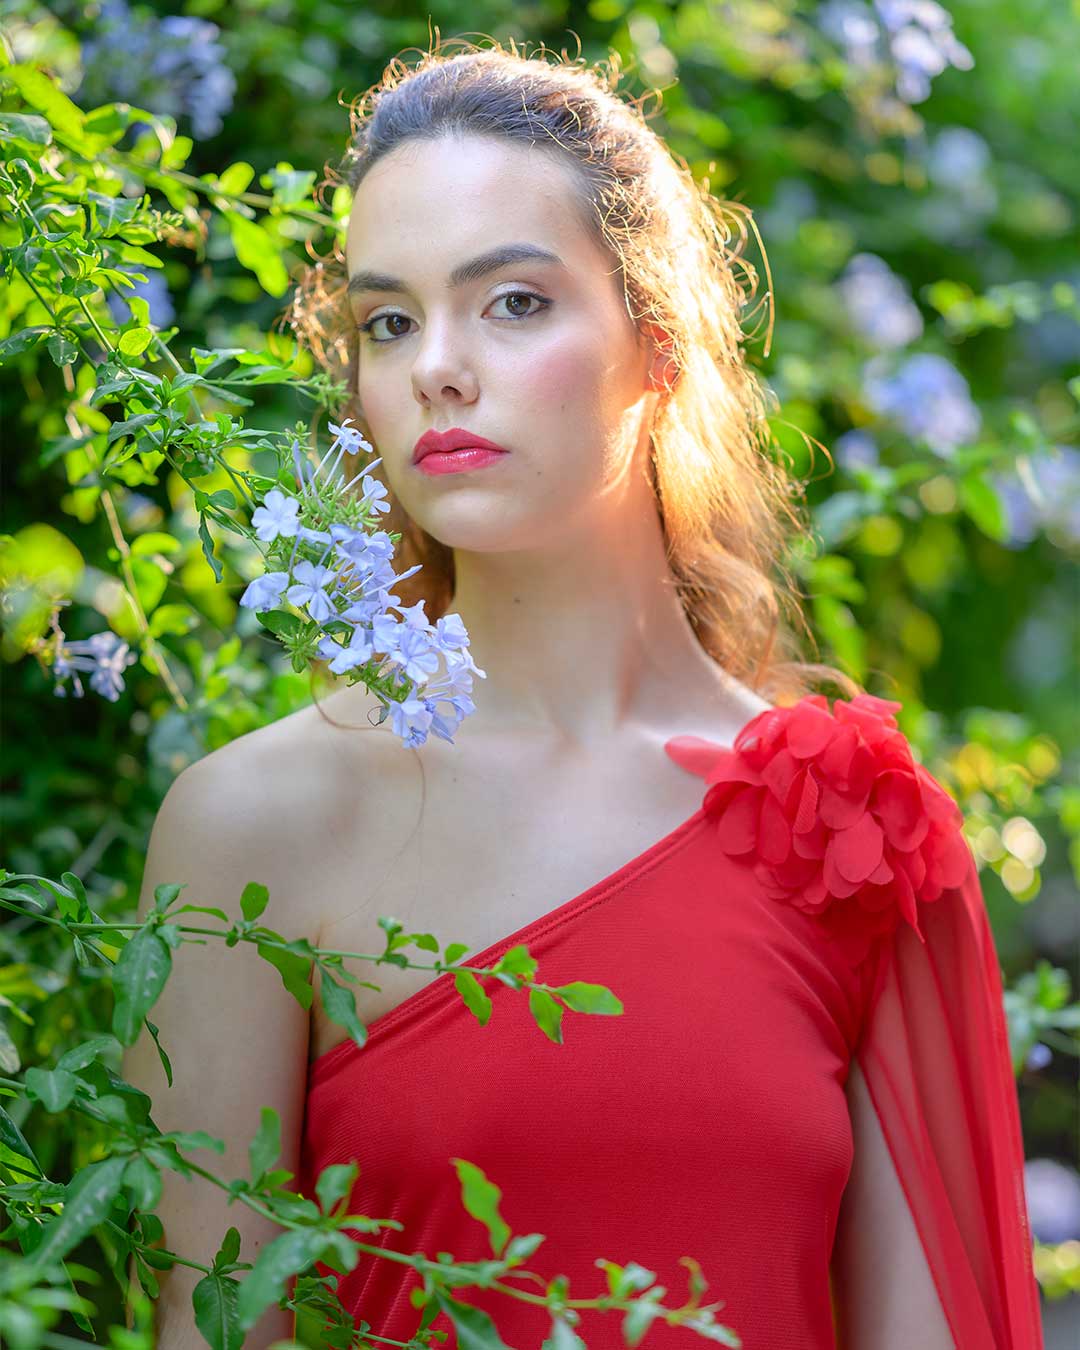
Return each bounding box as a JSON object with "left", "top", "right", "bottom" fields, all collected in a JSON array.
[{"left": 300, "top": 735, "right": 712, "bottom": 1064}]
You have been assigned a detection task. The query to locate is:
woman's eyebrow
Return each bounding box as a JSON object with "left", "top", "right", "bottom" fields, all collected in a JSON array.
[{"left": 347, "top": 242, "right": 565, "bottom": 298}]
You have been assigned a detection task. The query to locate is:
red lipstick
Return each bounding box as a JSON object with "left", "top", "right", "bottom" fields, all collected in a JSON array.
[{"left": 412, "top": 427, "right": 510, "bottom": 474}]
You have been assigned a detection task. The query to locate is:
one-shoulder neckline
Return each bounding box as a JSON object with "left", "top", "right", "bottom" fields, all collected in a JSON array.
[{"left": 307, "top": 795, "right": 713, "bottom": 1083}]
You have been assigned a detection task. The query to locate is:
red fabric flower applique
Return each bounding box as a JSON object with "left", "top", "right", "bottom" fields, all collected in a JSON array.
[{"left": 677, "top": 694, "right": 974, "bottom": 966}]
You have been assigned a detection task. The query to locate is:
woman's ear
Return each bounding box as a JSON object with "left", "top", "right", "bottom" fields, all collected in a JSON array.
[{"left": 643, "top": 323, "right": 679, "bottom": 394}]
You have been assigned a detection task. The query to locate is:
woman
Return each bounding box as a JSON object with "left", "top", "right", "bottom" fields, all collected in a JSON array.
[{"left": 132, "top": 37, "right": 1041, "bottom": 1350}]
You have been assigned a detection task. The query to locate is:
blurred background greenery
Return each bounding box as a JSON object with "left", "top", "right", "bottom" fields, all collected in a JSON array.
[{"left": 2, "top": 0, "right": 1078, "bottom": 1343}]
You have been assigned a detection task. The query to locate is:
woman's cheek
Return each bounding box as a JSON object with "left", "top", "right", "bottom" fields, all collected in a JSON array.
[{"left": 513, "top": 342, "right": 604, "bottom": 434}]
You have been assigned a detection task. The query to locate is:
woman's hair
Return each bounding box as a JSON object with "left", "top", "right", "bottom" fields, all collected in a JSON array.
[{"left": 280, "top": 33, "right": 862, "bottom": 719}]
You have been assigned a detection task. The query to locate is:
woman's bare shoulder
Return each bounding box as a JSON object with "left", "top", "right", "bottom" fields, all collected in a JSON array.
[
  {"left": 194, "top": 683, "right": 385, "bottom": 781},
  {"left": 170, "top": 683, "right": 399, "bottom": 869}
]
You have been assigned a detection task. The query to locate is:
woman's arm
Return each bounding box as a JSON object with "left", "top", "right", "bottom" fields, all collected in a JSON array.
[
  {"left": 120, "top": 747, "right": 311, "bottom": 1349},
  {"left": 831, "top": 1056, "right": 956, "bottom": 1350}
]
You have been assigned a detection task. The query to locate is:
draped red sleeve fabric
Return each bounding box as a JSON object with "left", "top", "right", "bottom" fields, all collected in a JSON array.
[{"left": 671, "top": 691, "right": 1043, "bottom": 1348}]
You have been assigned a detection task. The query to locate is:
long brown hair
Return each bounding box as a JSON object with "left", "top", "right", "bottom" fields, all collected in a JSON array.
[{"left": 280, "top": 34, "right": 860, "bottom": 722}]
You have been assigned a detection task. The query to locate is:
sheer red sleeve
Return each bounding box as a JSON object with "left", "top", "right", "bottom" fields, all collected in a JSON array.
[
  {"left": 683, "top": 691, "right": 1044, "bottom": 1348},
  {"left": 854, "top": 842, "right": 1043, "bottom": 1348}
]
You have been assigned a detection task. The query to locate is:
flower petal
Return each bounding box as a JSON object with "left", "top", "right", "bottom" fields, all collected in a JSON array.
[
  {"left": 712, "top": 784, "right": 762, "bottom": 854},
  {"left": 828, "top": 811, "right": 885, "bottom": 884}
]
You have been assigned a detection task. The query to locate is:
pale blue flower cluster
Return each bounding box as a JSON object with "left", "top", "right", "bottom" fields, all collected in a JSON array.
[
  {"left": 239, "top": 419, "right": 484, "bottom": 748},
  {"left": 833, "top": 428, "right": 881, "bottom": 474},
  {"left": 52, "top": 628, "right": 139, "bottom": 703},
  {"left": 990, "top": 446, "right": 1080, "bottom": 550},
  {"left": 837, "top": 254, "right": 924, "bottom": 350},
  {"left": 861, "top": 352, "right": 981, "bottom": 458},
  {"left": 816, "top": 0, "right": 973, "bottom": 107},
  {"left": 77, "top": 0, "right": 237, "bottom": 140}
]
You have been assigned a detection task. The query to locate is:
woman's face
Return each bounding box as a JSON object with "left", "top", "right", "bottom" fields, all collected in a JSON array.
[{"left": 344, "top": 132, "right": 660, "bottom": 551}]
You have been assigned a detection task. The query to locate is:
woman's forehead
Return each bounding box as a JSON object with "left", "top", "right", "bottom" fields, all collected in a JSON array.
[{"left": 346, "top": 136, "right": 591, "bottom": 273}]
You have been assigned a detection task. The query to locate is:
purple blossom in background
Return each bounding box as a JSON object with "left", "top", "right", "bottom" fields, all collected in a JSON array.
[
  {"left": 816, "top": 0, "right": 973, "bottom": 106},
  {"left": 1025, "top": 266, "right": 1080, "bottom": 369},
  {"left": 990, "top": 446, "right": 1080, "bottom": 549},
  {"left": 53, "top": 629, "right": 138, "bottom": 702},
  {"left": 78, "top": 0, "right": 236, "bottom": 140},
  {"left": 872, "top": 0, "right": 974, "bottom": 103},
  {"left": 105, "top": 266, "right": 175, "bottom": 330},
  {"left": 919, "top": 125, "right": 998, "bottom": 243},
  {"left": 816, "top": 0, "right": 880, "bottom": 68},
  {"left": 1024, "top": 1042, "right": 1052, "bottom": 1072},
  {"left": 834, "top": 429, "right": 881, "bottom": 473},
  {"left": 928, "top": 125, "right": 992, "bottom": 187},
  {"left": 862, "top": 353, "right": 981, "bottom": 458},
  {"left": 1024, "top": 1158, "right": 1080, "bottom": 1244},
  {"left": 838, "top": 254, "right": 924, "bottom": 349},
  {"left": 757, "top": 179, "right": 818, "bottom": 244}
]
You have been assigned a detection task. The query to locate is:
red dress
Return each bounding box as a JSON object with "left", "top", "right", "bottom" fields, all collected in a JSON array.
[{"left": 295, "top": 694, "right": 1043, "bottom": 1348}]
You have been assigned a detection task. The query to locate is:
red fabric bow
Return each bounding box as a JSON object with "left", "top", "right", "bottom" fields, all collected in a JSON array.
[{"left": 701, "top": 694, "right": 973, "bottom": 966}]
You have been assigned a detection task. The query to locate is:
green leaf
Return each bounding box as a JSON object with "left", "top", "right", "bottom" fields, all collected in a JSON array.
[
  {"left": 528, "top": 988, "right": 564, "bottom": 1044},
  {"left": 215, "top": 161, "right": 256, "bottom": 196},
  {"left": 148, "top": 603, "right": 198, "bottom": 638},
  {"left": 958, "top": 472, "right": 1007, "bottom": 541},
  {"left": 56, "top": 1035, "right": 119, "bottom": 1072},
  {"left": 0, "top": 327, "right": 50, "bottom": 359},
  {"left": 314, "top": 1161, "right": 358, "bottom": 1217},
  {"left": 454, "top": 970, "right": 493, "bottom": 1025},
  {"left": 3, "top": 64, "right": 86, "bottom": 141},
  {"left": 214, "top": 1227, "right": 242, "bottom": 1271},
  {"left": 0, "top": 111, "right": 51, "bottom": 145},
  {"left": 147, "top": 1019, "right": 174, "bottom": 1087},
  {"left": 0, "top": 1028, "right": 20, "bottom": 1080},
  {"left": 123, "top": 1153, "right": 163, "bottom": 1211},
  {"left": 23, "top": 1066, "right": 79, "bottom": 1112},
  {"left": 541, "top": 1320, "right": 589, "bottom": 1350},
  {"left": 161, "top": 135, "right": 193, "bottom": 170},
  {"left": 256, "top": 610, "right": 304, "bottom": 640},
  {"left": 154, "top": 883, "right": 184, "bottom": 914},
  {"left": 452, "top": 1159, "right": 511, "bottom": 1257},
  {"left": 107, "top": 413, "right": 162, "bottom": 445},
  {"left": 193, "top": 1272, "right": 244, "bottom": 1350},
  {"left": 260, "top": 164, "right": 317, "bottom": 209},
  {"left": 319, "top": 969, "right": 368, "bottom": 1053},
  {"left": 223, "top": 211, "right": 289, "bottom": 297},
  {"left": 432, "top": 1289, "right": 516, "bottom": 1349},
  {"left": 198, "top": 515, "right": 223, "bottom": 583},
  {"left": 240, "top": 881, "right": 269, "bottom": 921},
  {"left": 131, "top": 532, "right": 183, "bottom": 559},
  {"left": 551, "top": 982, "right": 623, "bottom": 1015},
  {"left": 45, "top": 332, "right": 79, "bottom": 367},
  {"left": 248, "top": 1106, "right": 280, "bottom": 1184},
  {"left": 256, "top": 940, "right": 314, "bottom": 1010},
  {"left": 59, "top": 870, "right": 88, "bottom": 913},
  {"left": 118, "top": 327, "right": 154, "bottom": 357},
  {"left": 25, "top": 1154, "right": 129, "bottom": 1274},
  {"left": 112, "top": 928, "right": 173, "bottom": 1045},
  {"left": 235, "top": 1229, "right": 331, "bottom": 1332},
  {"left": 0, "top": 1102, "right": 42, "bottom": 1179}
]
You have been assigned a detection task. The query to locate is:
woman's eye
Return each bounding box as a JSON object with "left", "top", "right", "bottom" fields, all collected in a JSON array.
[{"left": 357, "top": 290, "right": 550, "bottom": 344}]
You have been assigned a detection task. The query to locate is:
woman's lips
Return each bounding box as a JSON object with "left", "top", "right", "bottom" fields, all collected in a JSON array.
[{"left": 415, "top": 447, "right": 509, "bottom": 476}]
